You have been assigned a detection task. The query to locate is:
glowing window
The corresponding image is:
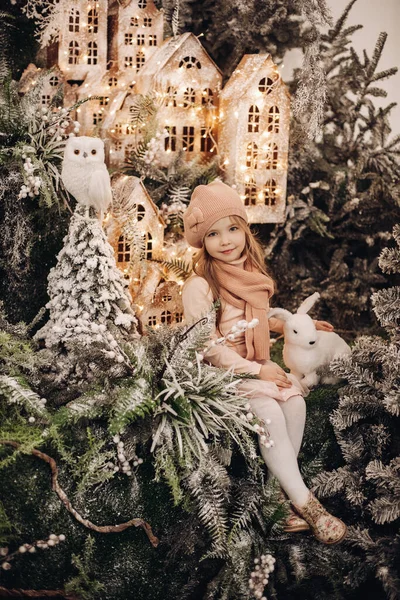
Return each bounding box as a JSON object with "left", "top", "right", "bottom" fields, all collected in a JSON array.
[
  {"left": 244, "top": 179, "right": 257, "bottom": 206},
  {"left": 143, "top": 232, "right": 152, "bottom": 259},
  {"left": 125, "top": 56, "right": 134, "bottom": 68},
  {"left": 183, "top": 87, "right": 196, "bottom": 108},
  {"left": 267, "top": 106, "right": 280, "bottom": 133},
  {"left": 93, "top": 112, "right": 103, "bottom": 125},
  {"left": 161, "top": 310, "right": 172, "bottom": 324},
  {"left": 149, "top": 34, "right": 157, "bottom": 46},
  {"left": 137, "top": 204, "right": 145, "bottom": 221},
  {"left": 265, "top": 143, "right": 278, "bottom": 169},
  {"left": 200, "top": 127, "right": 214, "bottom": 152},
  {"left": 136, "top": 50, "right": 145, "bottom": 71},
  {"left": 88, "top": 8, "right": 98, "bottom": 33},
  {"left": 182, "top": 126, "right": 195, "bottom": 152},
  {"left": 263, "top": 179, "right": 277, "bottom": 206},
  {"left": 179, "top": 56, "right": 201, "bottom": 69},
  {"left": 246, "top": 142, "right": 258, "bottom": 168},
  {"left": 248, "top": 105, "right": 260, "bottom": 133},
  {"left": 108, "top": 76, "right": 118, "bottom": 87},
  {"left": 114, "top": 141, "right": 122, "bottom": 152},
  {"left": 99, "top": 96, "right": 109, "bottom": 106},
  {"left": 87, "top": 41, "right": 98, "bottom": 65},
  {"left": 125, "top": 33, "right": 134, "bottom": 45},
  {"left": 68, "top": 8, "right": 79, "bottom": 32},
  {"left": 68, "top": 41, "right": 80, "bottom": 65},
  {"left": 258, "top": 77, "right": 275, "bottom": 94},
  {"left": 117, "top": 235, "right": 131, "bottom": 262},
  {"left": 124, "top": 143, "right": 134, "bottom": 161},
  {"left": 201, "top": 88, "right": 214, "bottom": 106},
  {"left": 165, "top": 126, "right": 177, "bottom": 152},
  {"left": 165, "top": 86, "right": 177, "bottom": 107}
]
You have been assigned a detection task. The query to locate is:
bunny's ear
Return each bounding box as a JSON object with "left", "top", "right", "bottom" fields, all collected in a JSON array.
[
  {"left": 296, "top": 292, "right": 320, "bottom": 315},
  {"left": 268, "top": 308, "right": 292, "bottom": 322}
]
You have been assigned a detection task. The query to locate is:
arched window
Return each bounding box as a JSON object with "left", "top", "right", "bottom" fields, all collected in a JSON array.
[
  {"left": 69, "top": 8, "right": 79, "bottom": 32},
  {"left": 244, "top": 178, "right": 257, "bottom": 206},
  {"left": 200, "top": 127, "right": 213, "bottom": 152},
  {"left": 201, "top": 88, "right": 214, "bottom": 106},
  {"left": 248, "top": 105, "right": 260, "bottom": 133},
  {"left": 246, "top": 142, "right": 258, "bottom": 168},
  {"left": 87, "top": 41, "right": 98, "bottom": 65},
  {"left": 138, "top": 0, "right": 147, "bottom": 7},
  {"left": 258, "top": 76, "right": 276, "bottom": 94},
  {"left": 179, "top": 56, "right": 201, "bottom": 69},
  {"left": 264, "top": 179, "right": 277, "bottom": 206},
  {"left": 68, "top": 41, "right": 80, "bottom": 65},
  {"left": 136, "top": 50, "right": 145, "bottom": 72},
  {"left": 108, "top": 76, "right": 118, "bottom": 87},
  {"left": 165, "top": 126, "right": 176, "bottom": 152},
  {"left": 265, "top": 143, "right": 279, "bottom": 169},
  {"left": 165, "top": 86, "right": 177, "bottom": 107},
  {"left": 183, "top": 87, "right": 196, "bottom": 108},
  {"left": 117, "top": 235, "right": 131, "bottom": 262},
  {"left": 137, "top": 204, "right": 145, "bottom": 221},
  {"left": 161, "top": 310, "right": 172, "bottom": 324},
  {"left": 267, "top": 106, "right": 280, "bottom": 133},
  {"left": 88, "top": 8, "right": 98, "bottom": 33}
]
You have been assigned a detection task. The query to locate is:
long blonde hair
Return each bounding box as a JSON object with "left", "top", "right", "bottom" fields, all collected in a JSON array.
[{"left": 192, "top": 216, "right": 274, "bottom": 327}]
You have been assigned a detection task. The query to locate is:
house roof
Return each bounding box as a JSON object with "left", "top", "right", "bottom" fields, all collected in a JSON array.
[
  {"left": 138, "top": 32, "right": 222, "bottom": 82},
  {"left": 220, "top": 54, "right": 290, "bottom": 102}
]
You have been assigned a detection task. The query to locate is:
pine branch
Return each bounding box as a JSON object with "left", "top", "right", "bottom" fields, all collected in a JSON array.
[{"left": 0, "top": 440, "right": 159, "bottom": 546}]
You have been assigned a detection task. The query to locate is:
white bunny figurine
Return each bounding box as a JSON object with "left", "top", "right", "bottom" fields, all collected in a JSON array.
[{"left": 268, "top": 292, "right": 351, "bottom": 389}]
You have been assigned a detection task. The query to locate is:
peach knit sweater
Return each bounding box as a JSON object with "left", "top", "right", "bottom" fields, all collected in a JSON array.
[{"left": 182, "top": 275, "right": 283, "bottom": 376}]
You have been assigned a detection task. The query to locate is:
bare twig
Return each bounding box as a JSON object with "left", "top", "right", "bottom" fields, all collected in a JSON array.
[{"left": 0, "top": 441, "right": 159, "bottom": 547}]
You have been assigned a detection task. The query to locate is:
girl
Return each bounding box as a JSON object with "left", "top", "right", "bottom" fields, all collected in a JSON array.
[{"left": 182, "top": 180, "right": 346, "bottom": 544}]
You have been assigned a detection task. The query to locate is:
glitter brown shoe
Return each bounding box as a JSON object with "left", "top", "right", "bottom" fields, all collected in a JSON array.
[{"left": 293, "top": 492, "right": 347, "bottom": 544}]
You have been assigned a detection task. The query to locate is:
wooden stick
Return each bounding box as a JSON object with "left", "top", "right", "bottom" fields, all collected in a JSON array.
[{"left": 0, "top": 441, "right": 159, "bottom": 547}]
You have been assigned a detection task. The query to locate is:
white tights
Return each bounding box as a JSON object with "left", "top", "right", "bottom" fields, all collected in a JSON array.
[{"left": 240, "top": 381, "right": 309, "bottom": 506}]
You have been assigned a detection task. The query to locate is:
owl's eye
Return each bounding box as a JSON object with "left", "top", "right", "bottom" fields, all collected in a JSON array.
[
  {"left": 74, "top": 149, "right": 80, "bottom": 155},
  {"left": 91, "top": 149, "right": 97, "bottom": 155}
]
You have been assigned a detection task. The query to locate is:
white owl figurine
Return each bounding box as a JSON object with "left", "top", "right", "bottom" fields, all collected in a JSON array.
[{"left": 61, "top": 136, "right": 112, "bottom": 219}]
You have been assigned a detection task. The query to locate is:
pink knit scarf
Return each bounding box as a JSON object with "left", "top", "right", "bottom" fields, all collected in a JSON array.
[{"left": 214, "top": 257, "right": 274, "bottom": 361}]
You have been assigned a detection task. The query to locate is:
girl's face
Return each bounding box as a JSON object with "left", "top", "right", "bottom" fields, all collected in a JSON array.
[{"left": 204, "top": 216, "right": 246, "bottom": 263}]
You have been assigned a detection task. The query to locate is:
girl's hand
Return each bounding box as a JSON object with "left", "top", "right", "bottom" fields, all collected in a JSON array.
[
  {"left": 258, "top": 363, "right": 292, "bottom": 389},
  {"left": 314, "top": 320, "right": 334, "bottom": 332}
]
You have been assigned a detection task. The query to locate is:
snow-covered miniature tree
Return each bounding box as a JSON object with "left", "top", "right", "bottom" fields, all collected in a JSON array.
[
  {"left": 36, "top": 206, "right": 137, "bottom": 358},
  {"left": 311, "top": 225, "right": 400, "bottom": 599}
]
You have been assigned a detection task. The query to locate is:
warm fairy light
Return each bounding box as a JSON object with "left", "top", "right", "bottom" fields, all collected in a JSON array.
[
  {"left": 258, "top": 192, "right": 264, "bottom": 200},
  {"left": 240, "top": 165, "right": 247, "bottom": 171},
  {"left": 234, "top": 111, "right": 239, "bottom": 118},
  {"left": 223, "top": 158, "right": 229, "bottom": 165}
]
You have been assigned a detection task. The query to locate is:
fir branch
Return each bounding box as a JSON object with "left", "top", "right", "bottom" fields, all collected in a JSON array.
[{"left": 0, "top": 441, "right": 159, "bottom": 547}]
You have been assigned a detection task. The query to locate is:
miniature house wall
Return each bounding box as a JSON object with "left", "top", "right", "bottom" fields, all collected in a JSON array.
[
  {"left": 138, "top": 280, "right": 184, "bottom": 330},
  {"left": 218, "top": 55, "right": 290, "bottom": 224},
  {"left": 58, "top": 0, "right": 108, "bottom": 79},
  {"left": 108, "top": 175, "right": 165, "bottom": 298},
  {"left": 19, "top": 65, "right": 64, "bottom": 108},
  {"left": 135, "top": 32, "right": 222, "bottom": 167}
]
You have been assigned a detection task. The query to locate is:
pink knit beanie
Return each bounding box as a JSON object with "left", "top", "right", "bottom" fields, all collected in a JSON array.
[{"left": 183, "top": 180, "right": 248, "bottom": 248}]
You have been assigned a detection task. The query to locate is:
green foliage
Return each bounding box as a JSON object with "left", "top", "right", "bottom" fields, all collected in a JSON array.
[
  {"left": 0, "top": 500, "right": 14, "bottom": 546},
  {"left": 109, "top": 377, "right": 156, "bottom": 434},
  {"left": 65, "top": 536, "right": 105, "bottom": 600},
  {"left": 153, "top": 257, "right": 193, "bottom": 282}
]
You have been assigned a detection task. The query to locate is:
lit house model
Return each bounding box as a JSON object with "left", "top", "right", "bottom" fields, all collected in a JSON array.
[
  {"left": 218, "top": 55, "right": 290, "bottom": 223},
  {"left": 133, "top": 32, "right": 222, "bottom": 167}
]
